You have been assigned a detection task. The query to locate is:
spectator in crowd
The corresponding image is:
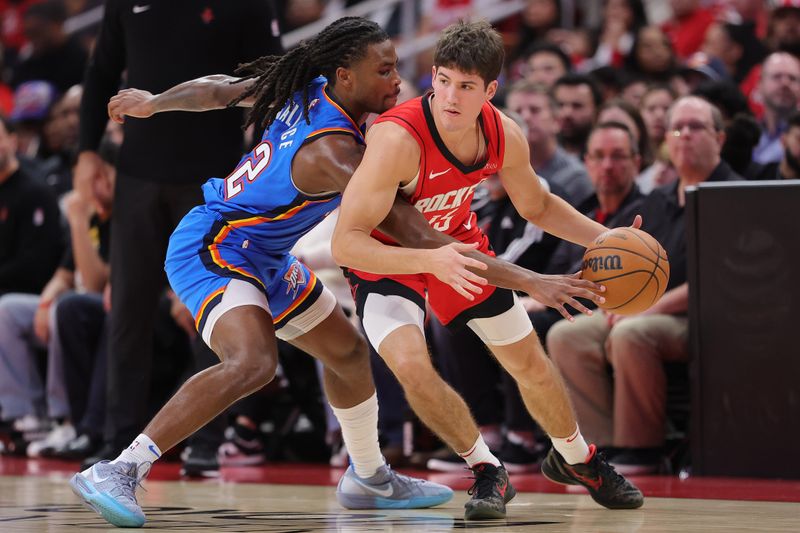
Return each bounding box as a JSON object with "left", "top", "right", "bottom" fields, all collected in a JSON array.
[
  {"left": 530, "top": 121, "right": 647, "bottom": 345},
  {"left": 756, "top": 109, "right": 800, "bottom": 179},
  {"left": 10, "top": 0, "right": 87, "bottom": 93},
  {"left": 584, "top": 0, "right": 648, "bottom": 70},
  {"left": 553, "top": 73, "right": 602, "bottom": 158},
  {"left": 0, "top": 115, "right": 63, "bottom": 297},
  {"left": 0, "top": 137, "right": 114, "bottom": 457},
  {"left": 752, "top": 52, "right": 800, "bottom": 164},
  {"left": 598, "top": 98, "right": 653, "bottom": 168},
  {"left": 50, "top": 138, "right": 117, "bottom": 461},
  {"left": 9, "top": 80, "right": 59, "bottom": 160},
  {"left": 545, "top": 121, "right": 646, "bottom": 279},
  {"left": 0, "top": 0, "right": 38, "bottom": 68},
  {"left": 74, "top": 0, "right": 283, "bottom": 471},
  {"left": 638, "top": 84, "right": 678, "bottom": 193},
  {"left": 624, "top": 26, "right": 679, "bottom": 84},
  {"left": 39, "top": 84, "right": 82, "bottom": 198},
  {"left": 521, "top": 41, "right": 572, "bottom": 88},
  {"left": 701, "top": 21, "right": 766, "bottom": 84},
  {"left": 660, "top": 0, "right": 717, "bottom": 59},
  {"left": 619, "top": 73, "right": 648, "bottom": 107},
  {"left": 639, "top": 84, "right": 675, "bottom": 154},
  {"left": 512, "top": 0, "right": 562, "bottom": 61},
  {"left": 766, "top": 0, "right": 800, "bottom": 56},
  {"left": 739, "top": 2, "right": 800, "bottom": 115},
  {"left": 547, "top": 96, "right": 742, "bottom": 475},
  {"left": 506, "top": 80, "right": 593, "bottom": 206}
]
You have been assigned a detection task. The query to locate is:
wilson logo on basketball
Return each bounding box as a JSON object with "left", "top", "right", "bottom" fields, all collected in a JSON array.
[{"left": 582, "top": 255, "right": 622, "bottom": 273}]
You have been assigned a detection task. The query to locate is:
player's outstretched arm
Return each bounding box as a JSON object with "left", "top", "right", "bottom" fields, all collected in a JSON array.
[
  {"left": 108, "top": 75, "right": 256, "bottom": 124},
  {"left": 330, "top": 122, "right": 488, "bottom": 300}
]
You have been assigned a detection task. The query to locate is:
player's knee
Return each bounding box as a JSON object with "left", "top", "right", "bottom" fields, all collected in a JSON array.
[
  {"left": 511, "top": 351, "right": 551, "bottom": 389},
  {"left": 223, "top": 350, "right": 278, "bottom": 393},
  {"left": 391, "top": 357, "right": 437, "bottom": 392}
]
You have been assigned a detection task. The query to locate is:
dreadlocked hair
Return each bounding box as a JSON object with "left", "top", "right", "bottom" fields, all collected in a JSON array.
[{"left": 229, "top": 17, "right": 389, "bottom": 130}]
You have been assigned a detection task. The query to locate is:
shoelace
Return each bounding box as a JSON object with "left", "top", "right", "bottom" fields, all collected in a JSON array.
[
  {"left": 386, "top": 465, "right": 426, "bottom": 487},
  {"left": 592, "top": 455, "right": 630, "bottom": 490},
  {"left": 466, "top": 467, "right": 501, "bottom": 499},
  {"left": 108, "top": 462, "right": 150, "bottom": 502}
]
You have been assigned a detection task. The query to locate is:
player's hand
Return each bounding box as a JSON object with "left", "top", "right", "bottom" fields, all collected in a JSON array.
[
  {"left": 427, "top": 242, "right": 488, "bottom": 301},
  {"left": 629, "top": 214, "right": 642, "bottom": 229},
  {"left": 525, "top": 271, "right": 605, "bottom": 321},
  {"left": 108, "top": 89, "right": 157, "bottom": 123},
  {"left": 519, "top": 295, "right": 546, "bottom": 313}
]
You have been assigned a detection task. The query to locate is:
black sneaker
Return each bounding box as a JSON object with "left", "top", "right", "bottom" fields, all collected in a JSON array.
[
  {"left": 464, "top": 463, "right": 517, "bottom": 520},
  {"left": 426, "top": 451, "right": 465, "bottom": 472},
  {"left": 497, "top": 439, "right": 544, "bottom": 473},
  {"left": 541, "top": 444, "right": 644, "bottom": 509},
  {"left": 180, "top": 442, "right": 220, "bottom": 478}
]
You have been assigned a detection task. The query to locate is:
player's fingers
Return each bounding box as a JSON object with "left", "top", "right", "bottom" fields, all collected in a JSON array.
[
  {"left": 554, "top": 303, "right": 574, "bottom": 322},
  {"left": 570, "top": 278, "right": 605, "bottom": 294},
  {"left": 460, "top": 268, "right": 488, "bottom": 286},
  {"left": 630, "top": 214, "right": 642, "bottom": 229},
  {"left": 452, "top": 282, "right": 476, "bottom": 300},
  {"left": 569, "top": 287, "right": 605, "bottom": 305},
  {"left": 461, "top": 277, "right": 484, "bottom": 295},
  {"left": 565, "top": 298, "right": 594, "bottom": 316},
  {"left": 451, "top": 241, "right": 480, "bottom": 252},
  {"left": 569, "top": 272, "right": 605, "bottom": 292},
  {"left": 462, "top": 256, "right": 488, "bottom": 272}
]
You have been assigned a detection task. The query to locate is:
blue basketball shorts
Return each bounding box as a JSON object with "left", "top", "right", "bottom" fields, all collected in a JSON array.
[{"left": 165, "top": 206, "right": 336, "bottom": 346}]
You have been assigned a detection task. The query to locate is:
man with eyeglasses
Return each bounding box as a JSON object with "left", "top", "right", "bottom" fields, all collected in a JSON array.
[
  {"left": 547, "top": 96, "right": 743, "bottom": 475},
  {"left": 752, "top": 52, "right": 800, "bottom": 164},
  {"left": 758, "top": 110, "right": 800, "bottom": 180}
]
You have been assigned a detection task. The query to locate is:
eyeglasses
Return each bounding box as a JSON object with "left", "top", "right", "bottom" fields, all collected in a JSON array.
[
  {"left": 670, "top": 121, "right": 714, "bottom": 136},
  {"left": 586, "top": 152, "right": 635, "bottom": 163}
]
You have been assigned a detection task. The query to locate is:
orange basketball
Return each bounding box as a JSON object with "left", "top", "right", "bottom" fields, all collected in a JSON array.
[{"left": 581, "top": 227, "right": 670, "bottom": 315}]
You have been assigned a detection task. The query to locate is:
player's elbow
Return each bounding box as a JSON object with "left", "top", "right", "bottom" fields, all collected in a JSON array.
[{"left": 330, "top": 231, "right": 351, "bottom": 268}]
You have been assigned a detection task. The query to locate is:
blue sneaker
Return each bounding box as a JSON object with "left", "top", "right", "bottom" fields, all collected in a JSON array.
[
  {"left": 69, "top": 460, "right": 147, "bottom": 527},
  {"left": 336, "top": 464, "right": 453, "bottom": 509}
]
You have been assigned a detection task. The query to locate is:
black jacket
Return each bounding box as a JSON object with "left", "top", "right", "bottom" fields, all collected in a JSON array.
[{"left": 79, "top": 0, "right": 282, "bottom": 183}]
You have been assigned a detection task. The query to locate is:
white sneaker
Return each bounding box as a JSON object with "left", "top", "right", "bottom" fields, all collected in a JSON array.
[{"left": 28, "top": 422, "right": 76, "bottom": 457}]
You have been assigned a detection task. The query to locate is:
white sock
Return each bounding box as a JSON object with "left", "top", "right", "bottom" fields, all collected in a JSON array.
[
  {"left": 113, "top": 433, "right": 162, "bottom": 480},
  {"left": 459, "top": 434, "right": 501, "bottom": 468},
  {"left": 550, "top": 425, "right": 591, "bottom": 465},
  {"left": 330, "top": 393, "right": 385, "bottom": 479}
]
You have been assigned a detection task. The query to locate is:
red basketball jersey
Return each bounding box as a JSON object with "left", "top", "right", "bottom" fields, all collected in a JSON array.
[{"left": 371, "top": 94, "right": 505, "bottom": 245}]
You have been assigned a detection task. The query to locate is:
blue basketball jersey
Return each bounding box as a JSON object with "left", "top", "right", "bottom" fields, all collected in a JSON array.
[
  {"left": 201, "top": 76, "right": 365, "bottom": 256},
  {"left": 165, "top": 76, "right": 364, "bottom": 330}
]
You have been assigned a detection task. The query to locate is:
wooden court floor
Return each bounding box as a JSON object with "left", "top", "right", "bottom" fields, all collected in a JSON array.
[{"left": 1, "top": 459, "right": 799, "bottom": 532}]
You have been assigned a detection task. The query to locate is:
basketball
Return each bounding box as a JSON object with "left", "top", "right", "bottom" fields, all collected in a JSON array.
[{"left": 581, "top": 227, "right": 670, "bottom": 315}]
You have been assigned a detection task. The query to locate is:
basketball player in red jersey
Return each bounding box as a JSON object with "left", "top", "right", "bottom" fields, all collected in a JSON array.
[{"left": 332, "top": 21, "right": 644, "bottom": 519}]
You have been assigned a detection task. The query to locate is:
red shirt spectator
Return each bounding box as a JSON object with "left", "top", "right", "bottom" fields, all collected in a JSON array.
[{"left": 661, "top": 0, "right": 717, "bottom": 59}]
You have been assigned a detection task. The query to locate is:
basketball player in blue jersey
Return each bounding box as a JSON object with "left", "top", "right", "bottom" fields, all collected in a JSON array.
[{"left": 68, "top": 18, "right": 477, "bottom": 528}]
